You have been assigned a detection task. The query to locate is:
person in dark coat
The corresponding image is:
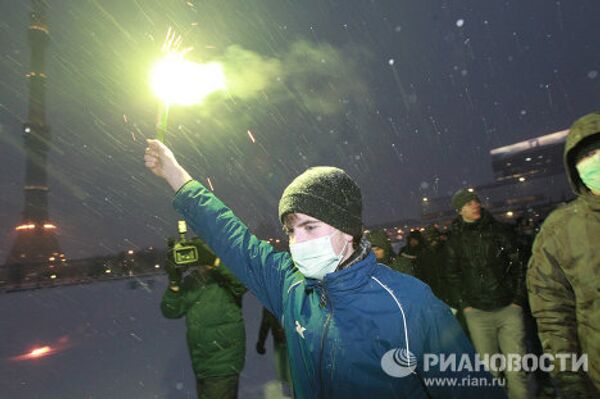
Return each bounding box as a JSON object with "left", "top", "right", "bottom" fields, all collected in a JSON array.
[
  {"left": 256, "top": 307, "right": 292, "bottom": 396},
  {"left": 161, "top": 238, "right": 247, "bottom": 399},
  {"left": 445, "top": 189, "right": 529, "bottom": 399},
  {"left": 415, "top": 225, "right": 447, "bottom": 303},
  {"left": 365, "top": 229, "right": 416, "bottom": 275},
  {"left": 393, "top": 230, "right": 424, "bottom": 276}
]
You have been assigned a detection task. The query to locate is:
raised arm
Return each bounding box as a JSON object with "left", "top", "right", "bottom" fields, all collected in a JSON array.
[{"left": 145, "top": 139, "right": 294, "bottom": 317}]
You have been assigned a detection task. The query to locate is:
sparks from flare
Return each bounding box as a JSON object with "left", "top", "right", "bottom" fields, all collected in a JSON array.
[
  {"left": 151, "top": 27, "right": 226, "bottom": 142},
  {"left": 247, "top": 129, "right": 256, "bottom": 143}
]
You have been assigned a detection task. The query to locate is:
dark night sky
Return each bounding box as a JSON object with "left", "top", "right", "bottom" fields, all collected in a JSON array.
[{"left": 1, "top": 0, "right": 599, "bottom": 259}]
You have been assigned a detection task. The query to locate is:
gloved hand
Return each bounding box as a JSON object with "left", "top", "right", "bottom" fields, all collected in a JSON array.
[
  {"left": 164, "top": 259, "right": 183, "bottom": 287},
  {"left": 256, "top": 342, "right": 266, "bottom": 355}
]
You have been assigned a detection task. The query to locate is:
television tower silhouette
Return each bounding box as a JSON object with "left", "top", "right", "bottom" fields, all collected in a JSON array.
[{"left": 6, "top": 0, "right": 62, "bottom": 270}]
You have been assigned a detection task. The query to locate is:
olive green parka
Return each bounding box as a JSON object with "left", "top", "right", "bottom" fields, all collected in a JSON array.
[{"left": 527, "top": 112, "right": 600, "bottom": 397}]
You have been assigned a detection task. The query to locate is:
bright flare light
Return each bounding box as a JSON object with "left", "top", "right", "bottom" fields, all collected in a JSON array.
[{"left": 151, "top": 53, "right": 226, "bottom": 106}]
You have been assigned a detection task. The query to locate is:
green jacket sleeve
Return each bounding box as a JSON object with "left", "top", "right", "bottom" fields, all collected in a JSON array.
[
  {"left": 527, "top": 226, "right": 590, "bottom": 397},
  {"left": 160, "top": 286, "right": 188, "bottom": 319}
]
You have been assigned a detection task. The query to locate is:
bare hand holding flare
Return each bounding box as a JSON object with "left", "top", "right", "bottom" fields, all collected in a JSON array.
[{"left": 145, "top": 139, "right": 192, "bottom": 192}]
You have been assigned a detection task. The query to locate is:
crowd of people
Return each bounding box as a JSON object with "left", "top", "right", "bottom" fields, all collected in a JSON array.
[{"left": 150, "top": 111, "right": 600, "bottom": 399}]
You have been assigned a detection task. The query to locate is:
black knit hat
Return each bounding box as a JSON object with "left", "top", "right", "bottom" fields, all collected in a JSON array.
[
  {"left": 278, "top": 166, "right": 363, "bottom": 237},
  {"left": 451, "top": 189, "right": 481, "bottom": 211}
]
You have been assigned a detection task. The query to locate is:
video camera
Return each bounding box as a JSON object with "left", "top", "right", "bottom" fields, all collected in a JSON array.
[{"left": 168, "top": 221, "right": 217, "bottom": 270}]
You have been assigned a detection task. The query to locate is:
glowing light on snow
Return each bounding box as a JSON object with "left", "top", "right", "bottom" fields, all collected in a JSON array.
[
  {"left": 30, "top": 346, "right": 51, "bottom": 357},
  {"left": 16, "top": 224, "right": 36, "bottom": 231}
]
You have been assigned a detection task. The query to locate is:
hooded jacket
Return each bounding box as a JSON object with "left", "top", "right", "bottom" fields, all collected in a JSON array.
[
  {"left": 445, "top": 209, "right": 526, "bottom": 311},
  {"left": 173, "top": 180, "right": 506, "bottom": 399},
  {"left": 527, "top": 113, "right": 600, "bottom": 397},
  {"left": 366, "top": 229, "right": 394, "bottom": 264},
  {"left": 366, "top": 229, "right": 411, "bottom": 275}
]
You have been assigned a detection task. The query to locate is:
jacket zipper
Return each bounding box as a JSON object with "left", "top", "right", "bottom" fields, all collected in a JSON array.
[{"left": 319, "top": 283, "right": 333, "bottom": 398}]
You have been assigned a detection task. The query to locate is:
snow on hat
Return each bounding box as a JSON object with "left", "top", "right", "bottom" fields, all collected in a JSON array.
[{"left": 278, "top": 166, "right": 363, "bottom": 237}]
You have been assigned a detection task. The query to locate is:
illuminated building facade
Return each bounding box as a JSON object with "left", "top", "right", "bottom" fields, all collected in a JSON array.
[{"left": 422, "top": 130, "right": 574, "bottom": 225}]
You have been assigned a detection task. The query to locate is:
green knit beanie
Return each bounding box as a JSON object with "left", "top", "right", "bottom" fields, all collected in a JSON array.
[
  {"left": 278, "top": 166, "right": 363, "bottom": 237},
  {"left": 451, "top": 189, "right": 481, "bottom": 211}
]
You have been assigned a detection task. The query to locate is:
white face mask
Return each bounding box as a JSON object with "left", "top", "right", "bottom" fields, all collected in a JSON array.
[{"left": 289, "top": 232, "right": 349, "bottom": 280}]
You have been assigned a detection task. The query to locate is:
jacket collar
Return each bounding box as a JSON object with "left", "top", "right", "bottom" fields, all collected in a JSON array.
[
  {"left": 451, "top": 208, "right": 495, "bottom": 231},
  {"left": 304, "top": 252, "right": 378, "bottom": 294},
  {"left": 336, "top": 235, "right": 372, "bottom": 271},
  {"left": 581, "top": 191, "right": 600, "bottom": 212}
]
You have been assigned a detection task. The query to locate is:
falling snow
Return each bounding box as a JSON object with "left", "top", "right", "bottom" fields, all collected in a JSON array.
[{"left": 0, "top": 1, "right": 599, "bottom": 397}]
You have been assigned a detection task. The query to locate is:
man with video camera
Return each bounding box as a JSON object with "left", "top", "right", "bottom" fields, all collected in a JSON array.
[{"left": 161, "top": 235, "right": 247, "bottom": 399}]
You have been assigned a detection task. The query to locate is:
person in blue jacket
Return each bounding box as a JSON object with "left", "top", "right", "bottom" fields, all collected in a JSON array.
[{"left": 144, "top": 139, "right": 507, "bottom": 399}]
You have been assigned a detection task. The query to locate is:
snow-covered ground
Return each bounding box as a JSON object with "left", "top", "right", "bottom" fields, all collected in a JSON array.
[{"left": 0, "top": 277, "right": 288, "bottom": 399}]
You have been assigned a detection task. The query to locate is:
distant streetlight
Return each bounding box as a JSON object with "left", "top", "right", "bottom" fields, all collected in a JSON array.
[
  {"left": 422, "top": 197, "right": 429, "bottom": 203},
  {"left": 518, "top": 177, "right": 526, "bottom": 182},
  {"left": 506, "top": 211, "right": 514, "bottom": 218}
]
